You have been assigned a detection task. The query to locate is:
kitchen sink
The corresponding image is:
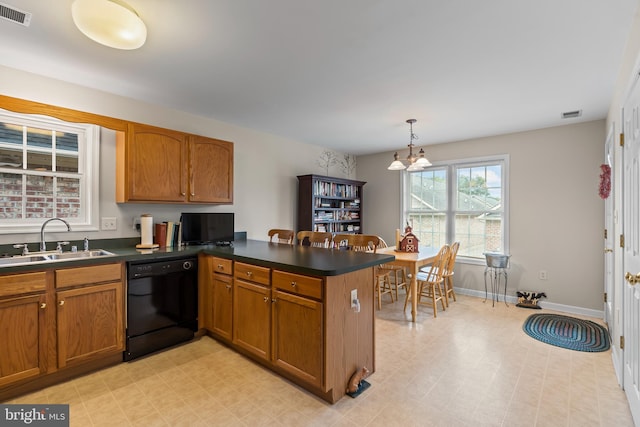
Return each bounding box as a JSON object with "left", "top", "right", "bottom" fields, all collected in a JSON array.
[
  {"left": 0, "top": 249, "right": 116, "bottom": 268},
  {"left": 0, "top": 254, "right": 50, "bottom": 266},
  {"left": 43, "top": 249, "right": 115, "bottom": 260}
]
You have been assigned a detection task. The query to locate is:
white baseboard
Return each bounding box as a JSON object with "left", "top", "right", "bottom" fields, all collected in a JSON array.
[{"left": 454, "top": 287, "right": 605, "bottom": 319}]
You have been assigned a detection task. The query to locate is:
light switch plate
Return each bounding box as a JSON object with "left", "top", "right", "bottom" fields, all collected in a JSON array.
[
  {"left": 350, "top": 289, "right": 357, "bottom": 307},
  {"left": 101, "top": 217, "right": 117, "bottom": 230}
]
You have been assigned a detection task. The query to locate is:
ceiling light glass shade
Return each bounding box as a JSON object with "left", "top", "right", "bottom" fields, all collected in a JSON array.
[
  {"left": 387, "top": 153, "right": 407, "bottom": 170},
  {"left": 414, "top": 149, "right": 432, "bottom": 167},
  {"left": 72, "top": 0, "right": 147, "bottom": 50}
]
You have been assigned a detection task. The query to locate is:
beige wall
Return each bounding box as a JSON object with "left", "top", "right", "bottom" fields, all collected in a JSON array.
[
  {"left": 0, "top": 65, "right": 352, "bottom": 245},
  {"left": 357, "top": 120, "right": 606, "bottom": 311}
]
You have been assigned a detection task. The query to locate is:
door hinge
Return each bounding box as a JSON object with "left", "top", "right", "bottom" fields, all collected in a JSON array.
[
  {"left": 620, "top": 234, "right": 625, "bottom": 248},
  {"left": 604, "top": 229, "right": 608, "bottom": 239},
  {"left": 620, "top": 133, "right": 625, "bottom": 147},
  {"left": 604, "top": 292, "right": 607, "bottom": 303},
  {"left": 620, "top": 336, "right": 625, "bottom": 350}
]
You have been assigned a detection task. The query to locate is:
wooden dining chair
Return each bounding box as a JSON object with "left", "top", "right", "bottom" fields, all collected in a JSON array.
[
  {"left": 336, "top": 234, "right": 393, "bottom": 309},
  {"left": 376, "top": 237, "right": 407, "bottom": 300},
  {"left": 296, "top": 231, "right": 333, "bottom": 248},
  {"left": 268, "top": 229, "right": 294, "bottom": 245},
  {"left": 405, "top": 244, "right": 450, "bottom": 318},
  {"left": 442, "top": 241, "right": 460, "bottom": 306},
  {"left": 334, "top": 234, "right": 380, "bottom": 251}
]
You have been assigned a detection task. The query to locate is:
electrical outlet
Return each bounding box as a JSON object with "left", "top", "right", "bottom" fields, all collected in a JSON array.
[
  {"left": 350, "top": 289, "right": 358, "bottom": 307},
  {"left": 133, "top": 216, "right": 141, "bottom": 231},
  {"left": 101, "top": 217, "right": 117, "bottom": 230},
  {"left": 538, "top": 270, "right": 548, "bottom": 280}
]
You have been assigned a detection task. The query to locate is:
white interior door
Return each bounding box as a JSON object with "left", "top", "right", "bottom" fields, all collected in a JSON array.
[
  {"left": 605, "top": 125, "right": 615, "bottom": 327},
  {"left": 622, "top": 71, "right": 640, "bottom": 425}
]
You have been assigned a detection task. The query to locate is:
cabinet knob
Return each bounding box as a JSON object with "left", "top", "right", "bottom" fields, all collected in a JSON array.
[
  {"left": 191, "top": 193, "right": 195, "bottom": 197},
  {"left": 263, "top": 296, "right": 269, "bottom": 303},
  {"left": 247, "top": 271, "right": 253, "bottom": 277},
  {"left": 59, "top": 300, "right": 65, "bottom": 306},
  {"left": 40, "top": 303, "right": 46, "bottom": 309},
  {"left": 217, "top": 264, "right": 224, "bottom": 270},
  {"left": 271, "top": 298, "right": 277, "bottom": 303},
  {"left": 181, "top": 192, "right": 186, "bottom": 196},
  {"left": 291, "top": 281, "right": 297, "bottom": 287},
  {"left": 226, "top": 285, "right": 231, "bottom": 291}
]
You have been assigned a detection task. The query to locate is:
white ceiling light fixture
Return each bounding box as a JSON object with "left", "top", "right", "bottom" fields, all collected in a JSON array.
[
  {"left": 388, "top": 119, "right": 431, "bottom": 171},
  {"left": 71, "top": 0, "right": 147, "bottom": 50}
]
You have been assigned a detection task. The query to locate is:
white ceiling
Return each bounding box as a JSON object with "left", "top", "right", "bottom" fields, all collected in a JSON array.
[{"left": 0, "top": 0, "right": 638, "bottom": 155}]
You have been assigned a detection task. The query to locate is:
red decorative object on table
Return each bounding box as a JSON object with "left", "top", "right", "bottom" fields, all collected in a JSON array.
[
  {"left": 399, "top": 223, "right": 419, "bottom": 253},
  {"left": 599, "top": 164, "right": 611, "bottom": 199}
]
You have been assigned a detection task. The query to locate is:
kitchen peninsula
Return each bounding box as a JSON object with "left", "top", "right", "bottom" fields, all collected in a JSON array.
[
  {"left": 199, "top": 239, "right": 394, "bottom": 403},
  {"left": 0, "top": 239, "right": 394, "bottom": 404}
]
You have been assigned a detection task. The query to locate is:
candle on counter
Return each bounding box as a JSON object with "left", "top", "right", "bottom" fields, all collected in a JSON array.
[{"left": 395, "top": 228, "right": 401, "bottom": 247}]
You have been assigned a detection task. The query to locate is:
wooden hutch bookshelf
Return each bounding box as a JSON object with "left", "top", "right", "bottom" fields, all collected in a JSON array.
[{"left": 297, "top": 174, "right": 366, "bottom": 234}]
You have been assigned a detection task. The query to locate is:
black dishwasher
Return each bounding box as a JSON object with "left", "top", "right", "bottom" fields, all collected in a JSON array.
[{"left": 125, "top": 256, "right": 198, "bottom": 361}]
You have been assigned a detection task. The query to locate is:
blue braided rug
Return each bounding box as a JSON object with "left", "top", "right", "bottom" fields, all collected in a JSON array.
[{"left": 522, "top": 313, "right": 610, "bottom": 352}]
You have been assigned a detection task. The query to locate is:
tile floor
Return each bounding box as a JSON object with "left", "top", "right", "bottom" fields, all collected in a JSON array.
[{"left": 5, "top": 294, "right": 635, "bottom": 426}]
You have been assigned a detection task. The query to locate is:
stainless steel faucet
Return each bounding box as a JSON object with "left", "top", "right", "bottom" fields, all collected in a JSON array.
[{"left": 40, "top": 218, "right": 71, "bottom": 252}]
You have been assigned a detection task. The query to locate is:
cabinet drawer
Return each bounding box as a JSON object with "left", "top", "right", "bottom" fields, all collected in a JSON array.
[
  {"left": 0, "top": 272, "right": 47, "bottom": 298},
  {"left": 55, "top": 263, "right": 122, "bottom": 289},
  {"left": 234, "top": 262, "right": 270, "bottom": 285},
  {"left": 212, "top": 257, "right": 233, "bottom": 275},
  {"left": 273, "top": 270, "right": 322, "bottom": 300}
]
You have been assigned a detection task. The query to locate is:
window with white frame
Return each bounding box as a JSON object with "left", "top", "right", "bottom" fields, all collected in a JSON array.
[
  {"left": 404, "top": 155, "right": 508, "bottom": 261},
  {"left": 0, "top": 110, "right": 100, "bottom": 233}
]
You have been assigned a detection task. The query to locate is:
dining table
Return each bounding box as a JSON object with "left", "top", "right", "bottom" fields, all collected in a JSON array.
[{"left": 376, "top": 245, "right": 440, "bottom": 322}]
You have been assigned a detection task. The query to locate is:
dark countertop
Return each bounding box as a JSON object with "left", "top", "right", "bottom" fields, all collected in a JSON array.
[{"left": 0, "top": 239, "right": 395, "bottom": 277}]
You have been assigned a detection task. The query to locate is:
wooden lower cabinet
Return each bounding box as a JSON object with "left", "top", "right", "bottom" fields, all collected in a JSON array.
[
  {"left": 56, "top": 282, "right": 124, "bottom": 369},
  {"left": 271, "top": 289, "right": 323, "bottom": 388},
  {"left": 233, "top": 279, "right": 271, "bottom": 360},
  {"left": 0, "top": 263, "right": 125, "bottom": 399},
  {"left": 199, "top": 255, "right": 233, "bottom": 341},
  {"left": 0, "top": 293, "right": 48, "bottom": 387},
  {"left": 211, "top": 273, "right": 233, "bottom": 341},
  {"left": 54, "top": 263, "right": 124, "bottom": 369},
  {"left": 203, "top": 257, "right": 374, "bottom": 404},
  {"left": 0, "top": 272, "right": 49, "bottom": 389}
]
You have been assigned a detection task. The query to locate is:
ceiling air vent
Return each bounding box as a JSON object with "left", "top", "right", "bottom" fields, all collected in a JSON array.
[
  {"left": 0, "top": 2, "right": 32, "bottom": 26},
  {"left": 561, "top": 110, "right": 582, "bottom": 119}
]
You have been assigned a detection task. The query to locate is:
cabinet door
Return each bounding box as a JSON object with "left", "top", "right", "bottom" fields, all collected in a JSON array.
[
  {"left": 56, "top": 282, "right": 124, "bottom": 369},
  {"left": 125, "top": 123, "right": 187, "bottom": 202},
  {"left": 212, "top": 273, "right": 233, "bottom": 341},
  {"left": 233, "top": 279, "right": 270, "bottom": 360},
  {"left": 189, "top": 136, "right": 233, "bottom": 203},
  {"left": 0, "top": 294, "right": 48, "bottom": 387},
  {"left": 272, "top": 290, "right": 323, "bottom": 388}
]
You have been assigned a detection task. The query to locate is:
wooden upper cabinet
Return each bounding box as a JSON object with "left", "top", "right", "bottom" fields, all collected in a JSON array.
[
  {"left": 117, "top": 123, "right": 234, "bottom": 204},
  {"left": 118, "top": 123, "right": 188, "bottom": 203},
  {"left": 189, "top": 135, "right": 233, "bottom": 203}
]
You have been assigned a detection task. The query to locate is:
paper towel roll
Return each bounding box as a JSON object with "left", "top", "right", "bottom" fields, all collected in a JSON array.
[{"left": 140, "top": 214, "right": 154, "bottom": 245}]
